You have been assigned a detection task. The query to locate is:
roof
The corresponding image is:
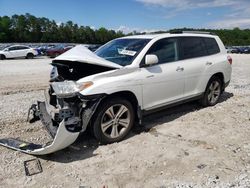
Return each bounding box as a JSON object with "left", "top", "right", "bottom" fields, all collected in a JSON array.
[
  {"left": 121, "top": 32, "right": 217, "bottom": 40},
  {"left": 122, "top": 34, "right": 166, "bottom": 39},
  {"left": 7, "top": 44, "right": 30, "bottom": 47}
]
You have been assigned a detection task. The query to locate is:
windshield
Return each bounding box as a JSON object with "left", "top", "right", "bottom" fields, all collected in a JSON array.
[
  {"left": 52, "top": 45, "right": 64, "bottom": 50},
  {"left": 95, "top": 38, "right": 150, "bottom": 66},
  {"left": 0, "top": 45, "right": 9, "bottom": 51}
]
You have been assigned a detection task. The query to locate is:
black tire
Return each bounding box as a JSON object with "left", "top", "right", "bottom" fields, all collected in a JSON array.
[
  {"left": 0, "top": 54, "right": 6, "bottom": 60},
  {"left": 26, "top": 53, "right": 34, "bottom": 59},
  {"left": 201, "top": 76, "right": 222, "bottom": 107},
  {"left": 92, "top": 97, "right": 135, "bottom": 144}
]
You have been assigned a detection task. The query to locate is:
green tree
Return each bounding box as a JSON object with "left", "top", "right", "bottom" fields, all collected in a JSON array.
[
  {"left": 1, "top": 13, "right": 250, "bottom": 45},
  {"left": 0, "top": 16, "right": 12, "bottom": 42}
]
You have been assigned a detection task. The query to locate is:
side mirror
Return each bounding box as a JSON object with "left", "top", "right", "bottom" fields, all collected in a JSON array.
[
  {"left": 145, "top": 54, "right": 158, "bottom": 66},
  {"left": 4, "top": 48, "right": 9, "bottom": 51}
]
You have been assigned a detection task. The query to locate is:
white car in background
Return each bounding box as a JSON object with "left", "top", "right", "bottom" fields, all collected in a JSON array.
[
  {"left": 0, "top": 31, "right": 232, "bottom": 155},
  {"left": 0, "top": 45, "right": 38, "bottom": 60}
]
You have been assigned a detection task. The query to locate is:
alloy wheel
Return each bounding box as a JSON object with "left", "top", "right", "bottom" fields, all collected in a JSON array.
[
  {"left": 101, "top": 104, "right": 131, "bottom": 139},
  {"left": 207, "top": 80, "right": 221, "bottom": 104}
]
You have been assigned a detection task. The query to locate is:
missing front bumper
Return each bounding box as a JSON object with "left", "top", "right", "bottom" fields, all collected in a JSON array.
[
  {"left": 0, "top": 120, "right": 79, "bottom": 155},
  {"left": 0, "top": 89, "right": 104, "bottom": 155},
  {"left": 0, "top": 101, "right": 80, "bottom": 155}
]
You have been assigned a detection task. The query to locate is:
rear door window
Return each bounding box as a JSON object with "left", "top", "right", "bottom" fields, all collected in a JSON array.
[
  {"left": 16, "top": 46, "right": 29, "bottom": 50},
  {"left": 179, "top": 37, "right": 207, "bottom": 59},
  {"left": 203, "top": 37, "right": 220, "bottom": 55},
  {"left": 16, "top": 46, "right": 23, "bottom": 50}
]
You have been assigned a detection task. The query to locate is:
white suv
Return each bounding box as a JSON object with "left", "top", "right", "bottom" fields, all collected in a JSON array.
[
  {"left": 0, "top": 32, "right": 232, "bottom": 155},
  {"left": 0, "top": 45, "right": 38, "bottom": 60}
]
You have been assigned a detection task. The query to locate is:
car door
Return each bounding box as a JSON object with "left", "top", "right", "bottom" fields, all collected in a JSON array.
[
  {"left": 15, "top": 46, "right": 27, "bottom": 57},
  {"left": 18, "top": 46, "right": 29, "bottom": 57},
  {"left": 140, "top": 38, "right": 185, "bottom": 110},
  {"left": 6, "top": 46, "right": 18, "bottom": 58},
  {"left": 178, "top": 37, "right": 210, "bottom": 98}
]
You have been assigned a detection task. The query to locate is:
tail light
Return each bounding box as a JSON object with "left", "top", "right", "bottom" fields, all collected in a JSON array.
[{"left": 227, "top": 55, "right": 232, "bottom": 65}]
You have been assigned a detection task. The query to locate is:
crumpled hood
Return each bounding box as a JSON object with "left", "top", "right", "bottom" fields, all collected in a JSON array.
[{"left": 53, "top": 45, "right": 122, "bottom": 69}]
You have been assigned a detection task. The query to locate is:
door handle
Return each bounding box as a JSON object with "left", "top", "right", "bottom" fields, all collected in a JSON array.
[
  {"left": 146, "top": 75, "right": 154, "bottom": 78},
  {"left": 176, "top": 67, "right": 184, "bottom": 72},
  {"left": 206, "top": 62, "right": 213, "bottom": 66}
]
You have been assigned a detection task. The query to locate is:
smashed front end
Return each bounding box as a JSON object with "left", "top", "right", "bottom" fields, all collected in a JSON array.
[
  {"left": 0, "top": 45, "right": 120, "bottom": 155},
  {"left": 0, "top": 81, "right": 104, "bottom": 155}
]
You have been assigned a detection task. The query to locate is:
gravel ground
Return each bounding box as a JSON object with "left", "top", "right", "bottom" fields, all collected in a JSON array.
[{"left": 0, "top": 55, "right": 250, "bottom": 188}]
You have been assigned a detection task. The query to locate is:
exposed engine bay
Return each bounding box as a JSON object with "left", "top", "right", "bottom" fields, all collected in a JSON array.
[{"left": 50, "top": 60, "right": 115, "bottom": 82}]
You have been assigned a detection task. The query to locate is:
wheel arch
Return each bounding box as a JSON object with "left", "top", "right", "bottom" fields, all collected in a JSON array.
[
  {"left": 99, "top": 90, "right": 141, "bottom": 124},
  {"left": 26, "top": 52, "right": 34, "bottom": 57},
  {"left": 209, "top": 72, "right": 225, "bottom": 90},
  {"left": 0, "top": 54, "right": 6, "bottom": 59},
  {"left": 200, "top": 72, "right": 224, "bottom": 107},
  {"left": 106, "top": 90, "right": 139, "bottom": 111}
]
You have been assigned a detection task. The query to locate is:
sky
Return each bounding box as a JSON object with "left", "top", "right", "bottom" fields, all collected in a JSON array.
[{"left": 0, "top": 0, "right": 250, "bottom": 33}]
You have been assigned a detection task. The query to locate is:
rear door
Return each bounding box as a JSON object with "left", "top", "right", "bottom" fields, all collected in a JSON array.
[
  {"left": 18, "top": 46, "right": 30, "bottom": 57},
  {"left": 178, "top": 37, "right": 209, "bottom": 97},
  {"left": 141, "top": 38, "right": 185, "bottom": 110}
]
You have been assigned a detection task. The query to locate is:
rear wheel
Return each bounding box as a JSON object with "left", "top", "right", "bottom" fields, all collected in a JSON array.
[
  {"left": 26, "top": 53, "right": 34, "bottom": 59},
  {"left": 201, "top": 76, "right": 222, "bottom": 107},
  {"left": 92, "top": 98, "right": 135, "bottom": 144}
]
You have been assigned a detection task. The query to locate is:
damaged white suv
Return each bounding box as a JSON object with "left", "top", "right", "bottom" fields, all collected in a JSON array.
[{"left": 0, "top": 31, "right": 232, "bottom": 155}]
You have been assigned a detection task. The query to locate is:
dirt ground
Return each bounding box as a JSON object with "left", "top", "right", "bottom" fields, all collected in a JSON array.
[{"left": 0, "top": 55, "right": 250, "bottom": 188}]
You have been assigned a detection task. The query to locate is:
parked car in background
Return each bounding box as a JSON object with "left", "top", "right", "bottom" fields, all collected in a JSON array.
[
  {"left": 87, "top": 44, "right": 102, "bottom": 52},
  {"left": 29, "top": 45, "right": 43, "bottom": 56},
  {"left": 243, "top": 47, "right": 250, "bottom": 54},
  {"left": 237, "top": 47, "right": 246, "bottom": 54},
  {"left": 226, "top": 46, "right": 235, "bottom": 53},
  {"left": 38, "top": 44, "right": 56, "bottom": 55},
  {"left": 231, "top": 47, "right": 241, "bottom": 54},
  {"left": 226, "top": 46, "right": 250, "bottom": 54},
  {"left": 0, "top": 45, "right": 38, "bottom": 60},
  {"left": 46, "top": 45, "right": 74, "bottom": 58}
]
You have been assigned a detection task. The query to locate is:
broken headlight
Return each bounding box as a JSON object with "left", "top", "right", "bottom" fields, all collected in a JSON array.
[{"left": 51, "top": 81, "right": 93, "bottom": 98}]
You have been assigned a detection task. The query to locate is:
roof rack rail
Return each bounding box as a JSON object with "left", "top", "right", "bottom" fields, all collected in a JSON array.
[{"left": 170, "top": 30, "right": 216, "bottom": 35}]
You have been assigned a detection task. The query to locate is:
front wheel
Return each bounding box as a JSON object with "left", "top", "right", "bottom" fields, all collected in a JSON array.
[
  {"left": 92, "top": 98, "right": 135, "bottom": 144},
  {"left": 201, "top": 77, "right": 222, "bottom": 107},
  {"left": 0, "top": 54, "right": 6, "bottom": 60}
]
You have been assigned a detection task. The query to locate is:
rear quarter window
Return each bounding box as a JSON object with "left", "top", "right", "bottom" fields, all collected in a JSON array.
[{"left": 203, "top": 37, "right": 220, "bottom": 55}]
